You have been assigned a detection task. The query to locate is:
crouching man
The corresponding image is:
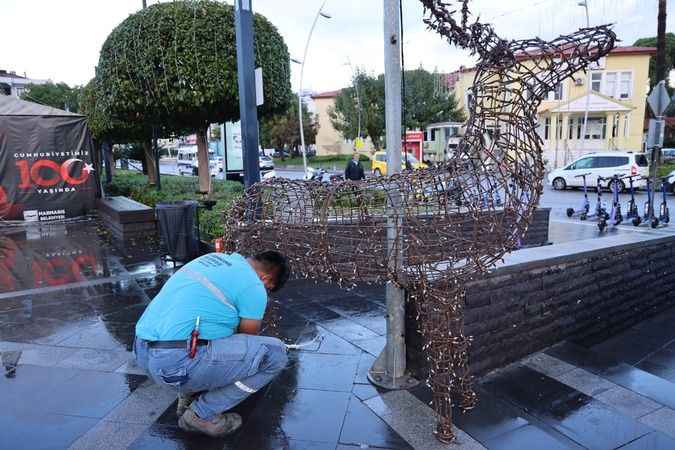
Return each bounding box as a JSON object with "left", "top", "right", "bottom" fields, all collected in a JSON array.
[{"left": 134, "top": 251, "right": 290, "bottom": 437}]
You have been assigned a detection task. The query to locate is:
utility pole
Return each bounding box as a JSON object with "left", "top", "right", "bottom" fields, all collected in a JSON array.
[
  {"left": 578, "top": 0, "right": 591, "bottom": 153},
  {"left": 142, "top": 0, "right": 147, "bottom": 8},
  {"left": 369, "top": 0, "right": 417, "bottom": 391},
  {"left": 657, "top": 0, "right": 667, "bottom": 83},
  {"left": 234, "top": 0, "right": 261, "bottom": 188}
]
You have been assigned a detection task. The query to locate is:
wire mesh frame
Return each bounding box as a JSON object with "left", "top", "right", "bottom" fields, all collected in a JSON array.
[{"left": 224, "top": 0, "right": 615, "bottom": 442}]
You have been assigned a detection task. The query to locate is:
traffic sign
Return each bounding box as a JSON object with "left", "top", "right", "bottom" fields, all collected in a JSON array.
[{"left": 647, "top": 80, "right": 672, "bottom": 117}]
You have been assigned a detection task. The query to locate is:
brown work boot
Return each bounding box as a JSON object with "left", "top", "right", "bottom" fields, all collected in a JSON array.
[
  {"left": 176, "top": 393, "right": 196, "bottom": 417},
  {"left": 178, "top": 409, "right": 242, "bottom": 437}
]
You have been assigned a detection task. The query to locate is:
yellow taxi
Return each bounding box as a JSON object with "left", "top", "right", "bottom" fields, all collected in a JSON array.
[{"left": 371, "top": 151, "right": 428, "bottom": 176}]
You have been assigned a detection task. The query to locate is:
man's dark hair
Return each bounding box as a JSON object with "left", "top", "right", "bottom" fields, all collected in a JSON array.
[{"left": 254, "top": 250, "right": 290, "bottom": 292}]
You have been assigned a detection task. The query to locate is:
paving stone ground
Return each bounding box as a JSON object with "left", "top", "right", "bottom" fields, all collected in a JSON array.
[{"left": 2, "top": 218, "right": 675, "bottom": 449}]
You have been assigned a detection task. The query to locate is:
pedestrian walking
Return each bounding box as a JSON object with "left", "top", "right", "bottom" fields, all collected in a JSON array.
[
  {"left": 134, "top": 251, "right": 290, "bottom": 437},
  {"left": 345, "top": 152, "right": 365, "bottom": 181}
]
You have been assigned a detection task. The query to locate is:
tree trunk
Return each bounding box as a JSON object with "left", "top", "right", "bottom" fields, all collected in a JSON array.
[
  {"left": 196, "top": 127, "right": 211, "bottom": 194},
  {"left": 656, "top": 0, "right": 668, "bottom": 83},
  {"left": 103, "top": 141, "right": 115, "bottom": 182},
  {"left": 143, "top": 139, "right": 157, "bottom": 184}
]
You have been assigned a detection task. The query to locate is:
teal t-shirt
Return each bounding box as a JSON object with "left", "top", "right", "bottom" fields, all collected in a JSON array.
[{"left": 135, "top": 253, "right": 267, "bottom": 341}]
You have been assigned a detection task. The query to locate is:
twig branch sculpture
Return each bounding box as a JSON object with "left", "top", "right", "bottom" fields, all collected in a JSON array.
[{"left": 224, "top": 0, "right": 615, "bottom": 442}]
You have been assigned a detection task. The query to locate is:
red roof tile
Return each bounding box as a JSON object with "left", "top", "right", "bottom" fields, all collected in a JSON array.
[{"left": 311, "top": 89, "right": 342, "bottom": 99}]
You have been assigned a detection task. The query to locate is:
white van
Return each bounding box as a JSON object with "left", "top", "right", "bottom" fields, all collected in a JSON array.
[
  {"left": 177, "top": 145, "right": 218, "bottom": 177},
  {"left": 547, "top": 151, "right": 649, "bottom": 191}
]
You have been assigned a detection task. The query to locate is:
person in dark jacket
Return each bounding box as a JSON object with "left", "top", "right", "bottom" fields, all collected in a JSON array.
[{"left": 344, "top": 153, "right": 365, "bottom": 181}]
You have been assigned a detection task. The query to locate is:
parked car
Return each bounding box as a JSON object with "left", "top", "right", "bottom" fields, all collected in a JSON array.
[
  {"left": 273, "top": 148, "right": 290, "bottom": 158},
  {"left": 259, "top": 154, "right": 274, "bottom": 171},
  {"left": 547, "top": 151, "right": 649, "bottom": 191},
  {"left": 662, "top": 148, "right": 675, "bottom": 163},
  {"left": 371, "top": 151, "right": 428, "bottom": 177}
]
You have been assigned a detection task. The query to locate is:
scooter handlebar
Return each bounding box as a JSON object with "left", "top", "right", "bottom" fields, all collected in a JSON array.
[{"left": 574, "top": 172, "right": 592, "bottom": 178}]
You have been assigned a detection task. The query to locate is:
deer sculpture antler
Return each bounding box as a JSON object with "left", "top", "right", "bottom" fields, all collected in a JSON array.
[{"left": 224, "top": 0, "right": 615, "bottom": 442}]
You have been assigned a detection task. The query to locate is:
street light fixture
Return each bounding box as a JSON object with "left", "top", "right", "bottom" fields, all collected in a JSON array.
[{"left": 296, "top": 0, "right": 332, "bottom": 177}]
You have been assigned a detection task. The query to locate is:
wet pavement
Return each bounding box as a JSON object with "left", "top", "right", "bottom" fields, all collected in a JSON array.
[{"left": 2, "top": 218, "right": 675, "bottom": 449}]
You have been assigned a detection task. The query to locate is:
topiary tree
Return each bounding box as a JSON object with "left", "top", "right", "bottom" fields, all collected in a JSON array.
[
  {"left": 81, "top": 80, "right": 156, "bottom": 182},
  {"left": 95, "top": 0, "right": 292, "bottom": 192}
]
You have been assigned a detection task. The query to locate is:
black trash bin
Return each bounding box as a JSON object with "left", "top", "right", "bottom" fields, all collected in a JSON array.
[{"left": 155, "top": 200, "right": 199, "bottom": 262}]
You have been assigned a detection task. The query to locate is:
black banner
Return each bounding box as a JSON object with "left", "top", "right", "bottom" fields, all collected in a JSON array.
[{"left": 0, "top": 115, "right": 98, "bottom": 221}]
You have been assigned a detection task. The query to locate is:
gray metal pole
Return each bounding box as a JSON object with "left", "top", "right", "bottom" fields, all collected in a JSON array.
[
  {"left": 579, "top": 0, "right": 591, "bottom": 153},
  {"left": 298, "top": 0, "right": 329, "bottom": 177},
  {"left": 235, "top": 0, "right": 260, "bottom": 188},
  {"left": 368, "top": 0, "right": 417, "bottom": 391}
]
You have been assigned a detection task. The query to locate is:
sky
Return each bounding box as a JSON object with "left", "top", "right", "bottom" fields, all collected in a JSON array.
[{"left": 2, "top": 0, "right": 673, "bottom": 93}]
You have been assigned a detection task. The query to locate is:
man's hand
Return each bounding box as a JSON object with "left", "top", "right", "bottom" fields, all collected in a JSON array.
[{"left": 238, "top": 319, "right": 262, "bottom": 335}]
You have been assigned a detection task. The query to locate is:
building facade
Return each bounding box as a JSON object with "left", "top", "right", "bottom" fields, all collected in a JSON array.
[
  {"left": 0, "top": 70, "right": 48, "bottom": 98},
  {"left": 451, "top": 46, "right": 656, "bottom": 169},
  {"left": 311, "top": 90, "right": 375, "bottom": 156}
]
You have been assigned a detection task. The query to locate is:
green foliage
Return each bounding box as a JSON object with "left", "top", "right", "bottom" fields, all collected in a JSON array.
[
  {"left": 107, "top": 170, "right": 243, "bottom": 240},
  {"left": 634, "top": 33, "right": 675, "bottom": 90},
  {"left": 329, "top": 70, "right": 385, "bottom": 149},
  {"left": 403, "top": 67, "right": 466, "bottom": 129},
  {"left": 273, "top": 153, "right": 371, "bottom": 170},
  {"left": 81, "top": 80, "right": 148, "bottom": 142},
  {"left": 95, "top": 0, "right": 292, "bottom": 134},
  {"left": 259, "top": 101, "right": 318, "bottom": 154},
  {"left": 329, "top": 67, "right": 465, "bottom": 149},
  {"left": 21, "top": 82, "right": 83, "bottom": 113}
]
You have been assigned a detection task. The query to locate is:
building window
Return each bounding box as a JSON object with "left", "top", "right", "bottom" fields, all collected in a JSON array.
[
  {"left": 590, "top": 72, "right": 602, "bottom": 93},
  {"left": 598, "top": 71, "right": 632, "bottom": 99},
  {"left": 612, "top": 114, "right": 619, "bottom": 138},
  {"left": 604, "top": 72, "right": 617, "bottom": 98},
  {"left": 569, "top": 117, "right": 576, "bottom": 140},
  {"left": 623, "top": 113, "right": 630, "bottom": 138},
  {"left": 465, "top": 89, "right": 474, "bottom": 109},
  {"left": 547, "top": 83, "right": 563, "bottom": 101},
  {"left": 619, "top": 72, "right": 632, "bottom": 99},
  {"left": 544, "top": 117, "right": 551, "bottom": 140},
  {"left": 584, "top": 117, "right": 606, "bottom": 140},
  {"left": 557, "top": 117, "right": 563, "bottom": 139}
]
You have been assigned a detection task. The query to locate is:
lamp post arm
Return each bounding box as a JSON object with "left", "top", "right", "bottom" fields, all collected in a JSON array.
[{"left": 298, "top": 0, "right": 328, "bottom": 176}]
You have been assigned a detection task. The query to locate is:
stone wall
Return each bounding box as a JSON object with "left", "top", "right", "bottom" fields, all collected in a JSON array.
[{"left": 406, "top": 233, "right": 675, "bottom": 379}]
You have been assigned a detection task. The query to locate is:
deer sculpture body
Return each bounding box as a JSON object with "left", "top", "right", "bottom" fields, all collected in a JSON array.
[{"left": 225, "top": 0, "right": 615, "bottom": 441}]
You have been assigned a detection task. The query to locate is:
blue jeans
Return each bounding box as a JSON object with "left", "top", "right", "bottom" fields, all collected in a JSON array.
[{"left": 134, "top": 334, "right": 288, "bottom": 420}]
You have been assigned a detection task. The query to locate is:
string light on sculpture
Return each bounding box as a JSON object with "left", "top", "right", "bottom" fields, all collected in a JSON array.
[{"left": 224, "top": 0, "right": 615, "bottom": 443}]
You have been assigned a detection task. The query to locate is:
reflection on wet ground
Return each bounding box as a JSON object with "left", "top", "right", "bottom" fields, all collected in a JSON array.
[{"left": 2, "top": 219, "right": 675, "bottom": 449}]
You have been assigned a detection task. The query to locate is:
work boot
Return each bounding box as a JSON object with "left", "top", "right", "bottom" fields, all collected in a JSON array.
[
  {"left": 176, "top": 393, "right": 196, "bottom": 417},
  {"left": 178, "top": 409, "right": 242, "bottom": 437}
]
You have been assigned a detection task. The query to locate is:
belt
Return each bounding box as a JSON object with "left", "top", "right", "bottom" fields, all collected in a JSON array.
[{"left": 146, "top": 339, "right": 209, "bottom": 349}]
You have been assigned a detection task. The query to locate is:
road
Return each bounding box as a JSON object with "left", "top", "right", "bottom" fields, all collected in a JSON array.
[{"left": 140, "top": 159, "right": 675, "bottom": 232}]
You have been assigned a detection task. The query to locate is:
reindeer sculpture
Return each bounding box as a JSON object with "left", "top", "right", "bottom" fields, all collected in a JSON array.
[{"left": 225, "top": 0, "right": 615, "bottom": 441}]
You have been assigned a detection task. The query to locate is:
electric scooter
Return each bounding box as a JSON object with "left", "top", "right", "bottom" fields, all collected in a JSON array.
[
  {"left": 654, "top": 176, "right": 671, "bottom": 227},
  {"left": 623, "top": 174, "right": 640, "bottom": 223},
  {"left": 634, "top": 176, "right": 654, "bottom": 227},
  {"left": 588, "top": 176, "right": 608, "bottom": 222},
  {"left": 566, "top": 172, "right": 591, "bottom": 220},
  {"left": 598, "top": 174, "right": 623, "bottom": 232}
]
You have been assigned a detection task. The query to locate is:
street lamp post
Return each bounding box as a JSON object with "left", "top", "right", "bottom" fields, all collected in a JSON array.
[{"left": 296, "top": 0, "right": 331, "bottom": 177}]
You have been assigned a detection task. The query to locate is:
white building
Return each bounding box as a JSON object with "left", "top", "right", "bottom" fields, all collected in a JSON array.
[{"left": 0, "top": 70, "right": 48, "bottom": 98}]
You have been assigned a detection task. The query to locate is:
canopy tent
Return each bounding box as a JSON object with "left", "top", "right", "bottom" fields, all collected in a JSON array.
[{"left": 0, "top": 96, "right": 99, "bottom": 221}]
